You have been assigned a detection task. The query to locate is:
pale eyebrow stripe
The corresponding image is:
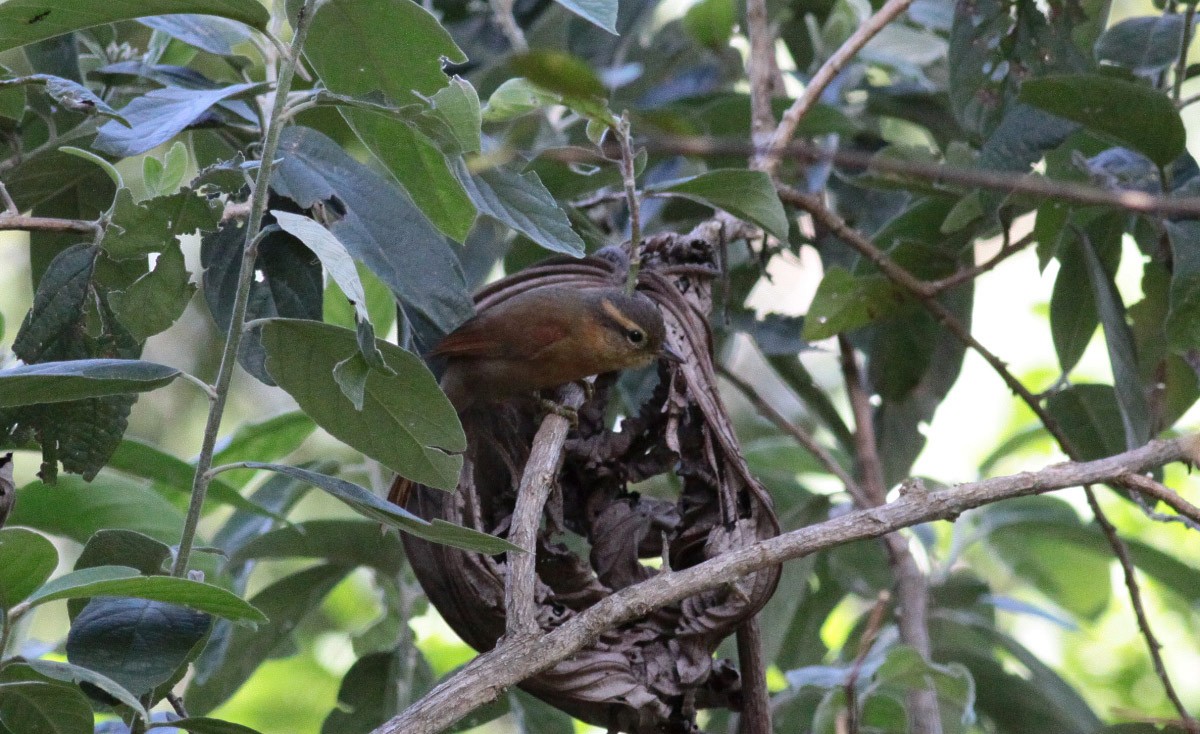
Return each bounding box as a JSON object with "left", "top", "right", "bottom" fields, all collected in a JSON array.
[{"left": 601, "top": 298, "right": 642, "bottom": 333}]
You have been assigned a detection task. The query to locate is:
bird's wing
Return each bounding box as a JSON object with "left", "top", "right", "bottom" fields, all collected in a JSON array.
[{"left": 428, "top": 309, "right": 569, "bottom": 360}]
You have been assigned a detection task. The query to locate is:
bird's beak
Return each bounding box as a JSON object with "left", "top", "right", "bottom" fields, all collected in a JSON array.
[{"left": 659, "top": 343, "right": 685, "bottom": 364}]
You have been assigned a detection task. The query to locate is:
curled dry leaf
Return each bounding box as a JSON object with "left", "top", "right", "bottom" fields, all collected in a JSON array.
[{"left": 399, "top": 233, "right": 779, "bottom": 733}]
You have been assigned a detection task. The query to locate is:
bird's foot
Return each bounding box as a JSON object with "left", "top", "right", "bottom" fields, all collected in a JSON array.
[
  {"left": 574, "top": 379, "right": 595, "bottom": 402},
  {"left": 538, "top": 397, "right": 579, "bottom": 427}
]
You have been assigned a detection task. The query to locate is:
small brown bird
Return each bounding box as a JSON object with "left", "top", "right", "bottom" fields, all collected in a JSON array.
[{"left": 433, "top": 286, "right": 681, "bottom": 412}]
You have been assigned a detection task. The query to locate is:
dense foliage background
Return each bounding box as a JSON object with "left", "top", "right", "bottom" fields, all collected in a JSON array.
[{"left": 0, "top": 0, "right": 1198, "bottom": 731}]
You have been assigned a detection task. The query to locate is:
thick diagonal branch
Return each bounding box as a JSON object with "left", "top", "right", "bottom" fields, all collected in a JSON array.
[{"left": 373, "top": 436, "right": 1200, "bottom": 734}]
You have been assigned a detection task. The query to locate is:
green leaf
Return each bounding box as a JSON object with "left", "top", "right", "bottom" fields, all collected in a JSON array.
[
  {"left": 240, "top": 463, "right": 518, "bottom": 554},
  {"left": 1047, "top": 384, "right": 1128, "bottom": 461},
  {"left": 94, "top": 82, "right": 263, "bottom": 158},
  {"left": 1050, "top": 232, "right": 1098, "bottom": 375},
  {"left": 67, "top": 595, "right": 211, "bottom": 697},
  {"left": 150, "top": 718, "right": 265, "bottom": 734},
  {"left": 0, "top": 0, "right": 269, "bottom": 54},
  {"left": 227, "top": 519, "right": 404, "bottom": 575},
  {"left": 185, "top": 565, "right": 352, "bottom": 714},
  {"left": 1093, "top": 15, "right": 1186, "bottom": 75},
  {"left": 24, "top": 565, "right": 268, "bottom": 624},
  {"left": 510, "top": 51, "right": 608, "bottom": 108},
  {"left": 648, "top": 170, "right": 790, "bottom": 241},
  {"left": 0, "top": 358, "right": 180, "bottom": 407},
  {"left": 682, "top": 0, "right": 735, "bottom": 49},
  {"left": 303, "top": 0, "right": 474, "bottom": 241},
  {"left": 110, "top": 242, "right": 198, "bottom": 341},
  {"left": 269, "top": 211, "right": 374, "bottom": 333},
  {"left": 481, "top": 78, "right": 560, "bottom": 122},
  {"left": 103, "top": 187, "right": 221, "bottom": 260},
  {"left": 0, "top": 680, "right": 92, "bottom": 734},
  {"left": 24, "top": 659, "right": 148, "bottom": 719},
  {"left": 550, "top": 0, "right": 616, "bottom": 32},
  {"left": 257, "top": 318, "right": 465, "bottom": 489},
  {"left": 321, "top": 649, "right": 431, "bottom": 734},
  {"left": 459, "top": 164, "right": 586, "bottom": 257},
  {"left": 273, "top": 126, "right": 473, "bottom": 349},
  {"left": 1075, "top": 228, "right": 1151, "bottom": 447},
  {"left": 210, "top": 411, "right": 316, "bottom": 487},
  {"left": 59, "top": 145, "right": 123, "bottom": 188},
  {"left": 9, "top": 474, "right": 184, "bottom": 543},
  {"left": 1019, "top": 74, "right": 1185, "bottom": 167},
  {"left": 430, "top": 77, "right": 481, "bottom": 155},
  {"left": 107, "top": 439, "right": 282, "bottom": 520},
  {"left": 802, "top": 268, "right": 901, "bottom": 339},
  {"left": 1164, "top": 220, "right": 1200, "bottom": 354},
  {"left": 0, "top": 528, "right": 58, "bottom": 608},
  {"left": 139, "top": 14, "right": 254, "bottom": 57}
]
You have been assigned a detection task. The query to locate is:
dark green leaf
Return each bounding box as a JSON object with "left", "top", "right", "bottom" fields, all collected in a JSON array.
[
  {"left": 74, "top": 529, "right": 171, "bottom": 577},
  {"left": 25, "top": 565, "right": 267, "bottom": 624},
  {"left": 459, "top": 164, "right": 586, "bottom": 256},
  {"left": 648, "top": 169, "right": 789, "bottom": 241},
  {"left": 257, "top": 319, "right": 465, "bottom": 489},
  {"left": 802, "top": 268, "right": 901, "bottom": 339},
  {"left": 0, "top": 358, "right": 179, "bottom": 407},
  {"left": 320, "top": 650, "right": 422, "bottom": 734},
  {"left": 110, "top": 242, "right": 197, "bottom": 340},
  {"left": 139, "top": 14, "right": 253, "bottom": 57},
  {"left": 0, "top": 680, "right": 91, "bottom": 734},
  {"left": 228, "top": 519, "right": 403, "bottom": 574},
  {"left": 272, "top": 126, "right": 473, "bottom": 349},
  {"left": 1093, "top": 15, "right": 1186, "bottom": 75},
  {"left": 511, "top": 51, "right": 607, "bottom": 102},
  {"left": 149, "top": 718, "right": 264, "bottom": 734},
  {"left": 1047, "top": 384, "right": 1127, "bottom": 461},
  {"left": 1050, "top": 234, "right": 1098, "bottom": 375},
  {"left": 303, "top": 0, "right": 474, "bottom": 241},
  {"left": 0, "top": 527, "right": 58, "bottom": 608},
  {"left": 24, "top": 659, "right": 147, "bottom": 718},
  {"left": 1164, "top": 220, "right": 1200, "bottom": 354},
  {"left": 8, "top": 474, "right": 184, "bottom": 543},
  {"left": 67, "top": 595, "right": 211, "bottom": 696},
  {"left": 682, "top": 0, "right": 735, "bottom": 48},
  {"left": 0, "top": 0, "right": 269, "bottom": 54},
  {"left": 1075, "top": 227, "right": 1151, "bottom": 447},
  {"left": 210, "top": 411, "right": 316, "bottom": 487},
  {"left": 94, "top": 82, "right": 262, "bottom": 158},
  {"left": 107, "top": 440, "right": 281, "bottom": 520},
  {"left": 1019, "top": 75, "right": 1185, "bottom": 167},
  {"left": 240, "top": 462, "right": 518, "bottom": 553},
  {"left": 185, "top": 565, "right": 352, "bottom": 714},
  {"left": 103, "top": 188, "right": 221, "bottom": 261}
]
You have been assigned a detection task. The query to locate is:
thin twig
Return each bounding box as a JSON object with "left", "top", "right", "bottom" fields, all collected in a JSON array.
[
  {"left": 1120, "top": 473, "right": 1200, "bottom": 530},
  {"left": 0, "top": 214, "right": 100, "bottom": 236},
  {"left": 618, "top": 113, "right": 644, "bottom": 293},
  {"left": 505, "top": 385, "right": 584, "bottom": 638},
  {"left": 926, "top": 232, "right": 1037, "bottom": 294},
  {"left": 541, "top": 138, "right": 1200, "bottom": 219},
  {"left": 839, "top": 335, "right": 941, "bottom": 734},
  {"left": 844, "top": 591, "right": 892, "bottom": 734},
  {"left": 783, "top": 185, "right": 1200, "bottom": 734},
  {"left": 758, "top": 0, "right": 915, "bottom": 174},
  {"left": 169, "top": 0, "right": 319, "bottom": 577},
  {"left": 0, "top": 181, "right": 17, "bottom": 215},
  {"left": 1174, "top": 3, "right": 1197, "bottom": 103},
  {"left": 373, "top": 435, "right": 1200, "bottom": 734},
  {"left": 717, "top": 365, "right": 867, "bottom": 506},
  {"left": 491, "top": 0, "right": 528, "bottom": 50}
]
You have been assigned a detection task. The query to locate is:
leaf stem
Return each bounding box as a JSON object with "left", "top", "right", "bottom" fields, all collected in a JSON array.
[{"left": 170, "top": 0, "right": 320, "bottom": 578}]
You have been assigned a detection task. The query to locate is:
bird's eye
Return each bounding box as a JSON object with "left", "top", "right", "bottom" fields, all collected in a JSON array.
[{"left": 627, "top": 329, "right": 645, "bottom": 345}]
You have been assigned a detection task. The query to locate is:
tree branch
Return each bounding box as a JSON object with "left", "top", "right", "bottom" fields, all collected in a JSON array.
[
  {"left": 0, "top": 213, "right": 100, "bottom": 236},
  {"left": 757, "top": 0, "right": 914, "bottom": 174},
  {"left": 780, "top": 185, "right": 1200, "bottom": 734},
  {"left": 537, "top": 138, "right": 1200, "bottom": 219},
  {"left": 373, "top": 435, "right": 1200, "bottom": 734},
  {"left": 839, "top": 335, "right": 941, "bottom": 734},
  {"left": 745, "top": 0, "right": 777, "bottom": 150},
  {"left": 505, "top": 385, "right": 585, "bottom": 637}
]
